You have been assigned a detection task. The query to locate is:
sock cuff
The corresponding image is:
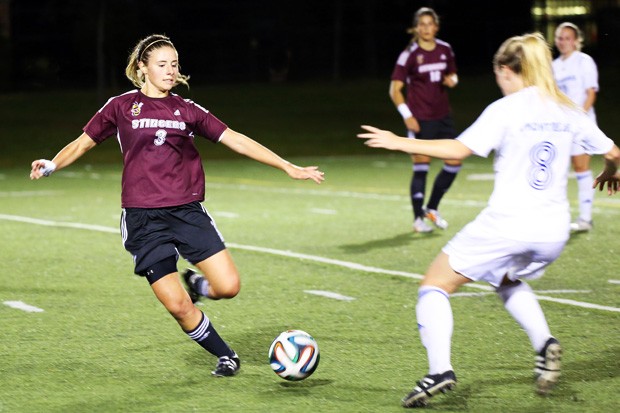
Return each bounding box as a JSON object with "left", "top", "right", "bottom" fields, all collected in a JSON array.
[
  {"left": 442, "top": 164, "right": 461, "bottom": 174},
  {"left": 418, "top": 285, "right": 450, "bottom": 300},
  {"left": 413, "top": 163, "right": 430, "bottom": 172},
  {"left": 575, "top": 170, "right": 593, "bottom": 179},
  {"left": 186, "top": 311, "right": 211, "bottom": 341}
]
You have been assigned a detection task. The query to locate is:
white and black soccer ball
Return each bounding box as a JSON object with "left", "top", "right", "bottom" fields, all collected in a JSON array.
[{"left": 268, "top": 329, "right": 320, "bottom": 381}]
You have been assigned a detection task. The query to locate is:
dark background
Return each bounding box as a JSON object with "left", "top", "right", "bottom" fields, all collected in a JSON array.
[{"left": 6, "top": 0, "right": 617, "bottom": 93}]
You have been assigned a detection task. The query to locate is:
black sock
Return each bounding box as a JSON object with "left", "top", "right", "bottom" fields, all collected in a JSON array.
[
  {"left": 185, "top": 311, "right": 234, "bottom": 358},
  {"left": 427, "top": 164, "right": 460, "bottom": 211},
  {"left": 410, "top": 164, "right": 429, "bottom": 219}
]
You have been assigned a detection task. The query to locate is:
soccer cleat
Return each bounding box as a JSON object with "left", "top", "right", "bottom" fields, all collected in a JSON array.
[
  {"left": 570, "top": 218, "right": 592, "bottom": 232},
  {"left": 534, "top": 337, "right": 562, "bottom": 395},
  {"left": 424, "top": 208, "right": 448, "bottom": 230},
  {"left": 413, "top": 217, "right": 434, "bottom": 233},
  {"left": 182, "top": 268, "right": 202, "bottom": 303},
  {"left": 402, "top": 370, "right": 457, "bottom": 408},
  {"left": 212, "top": 354, "right": 241, "bottom": 377}
]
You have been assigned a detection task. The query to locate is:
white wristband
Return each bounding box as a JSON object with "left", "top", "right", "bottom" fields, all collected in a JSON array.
[
  {"left": 40, "top": 159, "right": 57, "bottom": 177},
  {"left": 451, "top": 74, "right": 458, "bottom": 85},
  {"left": 397, "top": 103, "right": 413, "bottom": 120}
]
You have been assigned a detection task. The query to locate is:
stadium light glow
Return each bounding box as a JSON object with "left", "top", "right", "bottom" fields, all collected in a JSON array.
[
  {"left": 532, "top": 6, "right": 590, "bottom": 16},
  {"left": 532, "top": 5, "right": 590, "bottom": 16}
]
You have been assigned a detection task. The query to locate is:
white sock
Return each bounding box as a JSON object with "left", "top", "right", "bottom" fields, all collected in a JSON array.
[
  {"left": 496, "top": 281, "right": 551, "bottom": 353},
  {"left": 575, "top": 170, "right": 594, "bottom": 222},
  {"left": 198, "top": 276, "right": 211, "bottom": 297},
  {"left": 189, "top": 272, "right": 211, "bottom": 298},
  {"left": 416, "top": 286, "right": 453, "bottom": 375}
]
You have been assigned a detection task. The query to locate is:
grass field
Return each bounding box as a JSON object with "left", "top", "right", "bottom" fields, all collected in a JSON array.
[
  {"left": 1, "top": 78, "right": 619, "bottom": 412},
  {"left": 1, "top": 154, "right": 619, "bottom": 412}
]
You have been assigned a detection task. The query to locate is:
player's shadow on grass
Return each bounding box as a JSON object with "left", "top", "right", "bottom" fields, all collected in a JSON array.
[
  {"left": 564, "top": 232, "right": 591, "bottom": 244},
  {"left": 278, "top": 379, "right": 333, "bottom": 389},
  {"left": 339, "top": 231, "right": 442, "bottom": 254}
]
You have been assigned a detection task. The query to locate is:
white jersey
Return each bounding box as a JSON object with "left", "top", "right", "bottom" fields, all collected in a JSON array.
[
  {"left": 552, "top": 51, "right": 598, "bottom": 122},
  {"left": 457, "top": 86, "right": 613, "bottom": 242}
]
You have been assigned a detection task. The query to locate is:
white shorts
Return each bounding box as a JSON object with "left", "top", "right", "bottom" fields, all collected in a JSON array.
[
  {"left": 570, "top": 141, "right": 587, "bottom": 156},
  {"left": 442, "top": 223, "right": 566, "bottom": 287}
]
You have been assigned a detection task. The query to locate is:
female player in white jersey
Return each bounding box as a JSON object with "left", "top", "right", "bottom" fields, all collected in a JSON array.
[
  {"left": 553, "top": 22, "right": 599, "bottom": 232},
  {"left": 30, "top": 34, "right": 324, "bottom": 378},
  {"left": 389, "top": 7, "right": 460, "bottom": 233},
  {"left": 359, "top": 33, "right": 620, "bottom": 408}
]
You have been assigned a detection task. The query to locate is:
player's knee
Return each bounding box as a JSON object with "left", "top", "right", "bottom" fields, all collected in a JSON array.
[
  {"left": 212, "top": 278, "right": 241, "bottom": 299},
  {"left": 165, "top": 294, "right": 195, "bottom": 320}
]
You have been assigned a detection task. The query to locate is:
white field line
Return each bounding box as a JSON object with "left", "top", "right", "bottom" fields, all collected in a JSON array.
[
  {"left": 1, "top": 213, "right": 618, "bottom": 313},
  {"left": 0, "top": 214, "right": 119, "bottom": 233},
  {"left": 8, "top": 180, "right": 620, "bottom": 209},
  {"left": 212, "top": 211, "right": 240, "bottom": 218},
  {"left": 207, "top": 182, "right": 408, "bottom": 202},
  {"left": 466, "top": 173, "right": 495, "bottom": 181},
  {"left": 309, "top": 208, "right": 338, "bottom": 215},
  {"left": 0, "top": 190, "right": 61, "bottom": 197},
  {"left": 205, "top": 182, "right": 620, "bottom": 210},
  {"left": 452, "top": 292, "right": 493, "bottom": 297},
  {"left": 608, "top": 280, "right": 620, "bottom": 285},
  {"left": 304, "top": 290, "right": 356, "bottom": 301},
  {"left": 452, "top": 289, "right": 591, "bottom": 298},
  {"left": 3, "top": 301, "right": 45, "bottom": 313}
]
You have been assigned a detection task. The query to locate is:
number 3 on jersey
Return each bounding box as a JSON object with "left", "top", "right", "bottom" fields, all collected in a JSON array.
[{"left": 528, "top": 141, "right": 556, "bottom": 190}]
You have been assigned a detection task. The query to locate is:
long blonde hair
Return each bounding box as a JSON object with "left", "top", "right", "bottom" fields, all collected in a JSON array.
[
  {"left": 125, "top": 34, "right": 190, "bottom": 89},
  {"left": 493, "top": 33, "right": 576, "bottom": 109}
]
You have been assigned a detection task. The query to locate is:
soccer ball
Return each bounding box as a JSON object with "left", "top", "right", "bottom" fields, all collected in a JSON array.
[{"left": 268, "top": 330, "right": 320, "bottom": 381}]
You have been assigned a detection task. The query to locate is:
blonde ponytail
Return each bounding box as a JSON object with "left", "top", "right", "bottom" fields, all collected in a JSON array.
[{"left": 494, "top": 33, "right": 576, "bottom": 109}]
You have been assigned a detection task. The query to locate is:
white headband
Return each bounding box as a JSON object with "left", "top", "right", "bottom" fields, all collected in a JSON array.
[{"left": 139, "top": 39, "right": 173, "bottom": 61}]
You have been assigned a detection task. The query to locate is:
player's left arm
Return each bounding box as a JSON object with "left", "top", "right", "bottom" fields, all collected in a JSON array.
[
  {"left": 219, "top": 128, "right": 324, "bottom": 184},
  {"left": 442, "top": 45, "right": 458, "bottom": 88},
  {"left": 357, "top": 125, "right": 472, "bottom": 160},
  {"left": 442, "top": 73, "right": 458, "bottom": 88},
  {"left": 593, "top": 144, "right": 620, "bottom": 195}
]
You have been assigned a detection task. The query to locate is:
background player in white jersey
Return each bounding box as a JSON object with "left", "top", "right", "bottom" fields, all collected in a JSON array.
[
  {"left": 552, "top": 22, "right": 599, "bottom": 232},
  {"left": 30, "top": 34, "right": 324, "bottom": 378},
  {"left": 389, "top": 7, "right": 460, "bottom": 233},
  {"left": 359, "top": 33, "right": 620, "bottom": 408}
]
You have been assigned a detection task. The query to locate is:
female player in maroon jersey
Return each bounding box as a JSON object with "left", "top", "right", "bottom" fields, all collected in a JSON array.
[
  {"left": 389, "top": 7, "right": 460, "bottom": 233},
  {"left": 30, "top": 34, "right": 324, "bottom": 377}
]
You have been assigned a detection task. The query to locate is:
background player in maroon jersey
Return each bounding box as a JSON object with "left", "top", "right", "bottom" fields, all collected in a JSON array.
[
  {"left": 389, "top": 7, "right": 460, "bottom": 233},
  {"left": 30, "top": 34, "right": 324, "bottom": 377}
]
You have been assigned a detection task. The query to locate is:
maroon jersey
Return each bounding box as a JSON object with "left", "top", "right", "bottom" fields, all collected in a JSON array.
[
  {"left": 391, "top": 39, "right": 457, "bottom": 120},
  {"left": 84, "top": 90, "right": 227, "bottom": 208}
]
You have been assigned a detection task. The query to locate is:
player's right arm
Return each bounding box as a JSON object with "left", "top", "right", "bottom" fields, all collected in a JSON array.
[
  {"left": 358, "top": 125, "right": 472, "bottom": 160},
  {"left": 389, "top": 80, "right": 420, "bottom": 133},
  {"left": 30, "top": 133, "right": 97, "bottom": 180},
  {"left": 583, "top": 87, "right": 597, "bottom": 113}
]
